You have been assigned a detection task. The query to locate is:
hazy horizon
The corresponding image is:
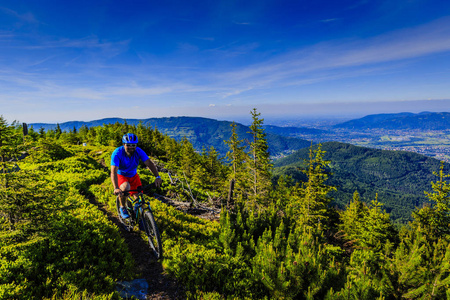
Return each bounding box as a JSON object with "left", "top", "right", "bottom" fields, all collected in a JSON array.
[{"left": 24, "top": 104, "right": 450, "bottom": 128}]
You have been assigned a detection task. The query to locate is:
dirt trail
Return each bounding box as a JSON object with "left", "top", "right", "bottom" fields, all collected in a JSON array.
[{"left": 91, "top": 195, "right": 220, "bottom": 299}]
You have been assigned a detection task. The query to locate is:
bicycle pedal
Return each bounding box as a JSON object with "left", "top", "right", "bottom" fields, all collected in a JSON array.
[{"left": 123, "top": 223, "right": 133, "bottom": 232}]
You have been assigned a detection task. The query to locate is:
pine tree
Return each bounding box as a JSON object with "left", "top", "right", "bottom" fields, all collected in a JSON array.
[
  {"left": 391, "top": 231, "right": 450, "bottom": 299},
  {"left": 78, "top": 125, "right": 89, "bottom": 143},
  {"left": 27, "top": 125, "right": 39, "bottom": 142},
  {"left": 150, "top": 126, "right": 166, "bottom": 158},
  {"left": 340, "top": 192, "right": 397, "bottom": 251},
  {"left": 60, "top": 126, "right": 79, "bottom": 145},
  {"left": 198, "top": 146, "right": 227, "bottom": 191},
  {"left": 94, "top": 126, "right": 109, "bottom": 146},
  {"left": 246, "top": 108, "right": 272, "bottom": 211},
  {"left": 123, "top": 119, "right": 130, "bottom": 134},
  {"left": 219, "top": 209, "right": 236, "bottom": 256},
  {"left": 179, "top": 137, "right": 197, "bottom": 178},
  {"left": 339, "top": 191, "right": 368, "bottom": 248},
  {"left": 38, "top": 127, "right": 46, "bottom": 138},
  {"left": 287, "top": 144, "right": 335, "bottom": 230},
  {"left": 253, "top": 223, "right": 344, "bottom": 299},
  {"left": 0, "top": 116, "right": 19, "bottom": 171},
  {"left": 361, "top": 196, "right": 398, "bottom": 250},
  {"left": 135, "top": 122, "right": 150, "bottom": 150},
  {"left": 54, "top": 123, "right": 62, "bottom": 139},
  {"left": 385, "top": 163, "right": 450, "bottom": 298},
  {"left": 340, "top": 248, "right": 389, "bottom": 299},
  {"left": 412, "top": 162, "right": 450, "bottom": 241},
  {"left": 225, "top": 122, "right": 249, "bottom": 207},
  {"left": 0, "top": 117, "right": 20, "bottom": 229},
  {"left": 163, "top": 137, "right": 181, "bottom": 170},
  {"left": 271, "top": 175, "right": 294, "bottom": 211},
  {"left": 192, "top": 148, "right": 210, "bottom": 190}
]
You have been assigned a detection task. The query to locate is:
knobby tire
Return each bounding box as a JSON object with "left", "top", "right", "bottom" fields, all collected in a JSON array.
[{"left": 142, "top": 210, "right": 163, "bottom": 259}]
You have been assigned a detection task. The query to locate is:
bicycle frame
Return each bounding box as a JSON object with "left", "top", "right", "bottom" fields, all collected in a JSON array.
[{"left": 127, "top": 192, "right": 153, "bottom": 223}]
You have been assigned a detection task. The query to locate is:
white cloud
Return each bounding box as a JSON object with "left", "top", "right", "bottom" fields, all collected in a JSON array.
[
  {"left": 210, "top": 16, "right": 450, "bottom": 93},
  {"left": 0, "top": 7, "right": 39, "bottom": 24},
  {"left": 21, "top": 36, "right": 130, "bottom": 53},
  {"left": 320, "top": 18, "right": 338, "bottom": 23},
  {"left": 3, "top": 13, "right": 450, "bottom": 107}
]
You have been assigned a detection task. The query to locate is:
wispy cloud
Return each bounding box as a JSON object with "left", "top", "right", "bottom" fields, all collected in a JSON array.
[
  {"left": 194, "top": 36, "right": 215, "bottom": 41},
  {"left": 0, "top": 34, "right": 131, "bottom": 69},
  {"left": 21, "top": 35, "right": 130, "bottom": 51},
  {"left": 3, "top": 14, "right": 449, "bottom": 106},
  {"left": 2, "top": 14, "right": 450, "bottom": 111},
  {"left": 328, "top": 19, "right": 450, "bottom": 67},
  {"left": 232, "top": 21, "right": 252, "bottom": 25},
  {"left": 211, "top": 16, "right": 450, "bottom": 95},
  {"left": 0, "top": 32, "right": 16, "bottom": 39},
  {"left": 345, "top": 0, "right": 370, "bottom": 12},
  {"left": 320, "top": 18, "right": 338, "bottom": 23},
  {"left": 0, "top": 7, "right": 39, "bottom": 24},
  {"left": 14, "top": 14, "right": 448, "bottom": 102}
]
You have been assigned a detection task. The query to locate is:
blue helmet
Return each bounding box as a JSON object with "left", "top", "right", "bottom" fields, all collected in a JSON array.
[{"left": 122, "top": 133, "right": 138, "bottom": 144}]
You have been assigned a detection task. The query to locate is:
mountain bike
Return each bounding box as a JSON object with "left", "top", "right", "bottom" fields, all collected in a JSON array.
[{"left": 115, "top": 184, "right": 163, "bottom": 259}]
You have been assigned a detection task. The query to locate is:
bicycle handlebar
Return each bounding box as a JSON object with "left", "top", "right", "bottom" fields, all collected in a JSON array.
[{"left": 115, "top": 182, "right": 158, "bottom": 196}]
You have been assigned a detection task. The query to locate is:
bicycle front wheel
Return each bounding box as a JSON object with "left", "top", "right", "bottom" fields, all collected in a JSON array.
[{"left": 142, "top": 210, "right": 163, "bottom": 259}]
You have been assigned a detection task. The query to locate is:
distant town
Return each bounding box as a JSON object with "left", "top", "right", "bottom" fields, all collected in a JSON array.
[{"left": 294, "top": 128, "right": 450, "bottom": 163}]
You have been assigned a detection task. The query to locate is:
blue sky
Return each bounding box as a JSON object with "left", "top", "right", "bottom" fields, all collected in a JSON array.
[{"left": 1, "top": 0, "right": 450, "bottom": 124}]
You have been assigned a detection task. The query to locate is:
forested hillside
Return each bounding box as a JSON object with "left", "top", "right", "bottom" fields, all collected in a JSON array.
[
  {"left": 2, "top": 110, "right": 450, "bottom": 299},
  {"left": 30, "top": 116, "right": 312, "bottom": 157},
  {"left": 274, "top": 141, "right": 449, "bottom": 223}
]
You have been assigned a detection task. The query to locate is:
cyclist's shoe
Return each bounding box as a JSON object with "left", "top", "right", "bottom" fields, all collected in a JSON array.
[
  {"left": 139, "top": 220, "right": 145, "bottom": 231},
  {"left": 120, "top": 207, "right": 130, "bottom": 219}
]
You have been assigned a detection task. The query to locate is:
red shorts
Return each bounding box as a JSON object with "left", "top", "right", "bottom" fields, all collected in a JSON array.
[{"left": 118, "top": 173, "right": 142, "bottom": 195}]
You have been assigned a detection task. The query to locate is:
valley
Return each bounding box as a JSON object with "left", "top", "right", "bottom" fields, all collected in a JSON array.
[{"left": 281, "top": 128, "right": 450, "bottom": 162}]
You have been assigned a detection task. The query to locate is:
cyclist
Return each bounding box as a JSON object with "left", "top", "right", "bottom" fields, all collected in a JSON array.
[{"left": 111, "top": 133, "right": 162, "bottom": 219}]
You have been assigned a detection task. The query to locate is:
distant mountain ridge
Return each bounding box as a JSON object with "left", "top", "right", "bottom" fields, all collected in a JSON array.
[
  {"left": 30, "top": 116, "right": 312, "bottom": 157},
  {"left": 334, "top": 111, "right": 450, "bottom": 130},
  {"left": 30, "top": 117, "right": 129, "bottom": 132}
]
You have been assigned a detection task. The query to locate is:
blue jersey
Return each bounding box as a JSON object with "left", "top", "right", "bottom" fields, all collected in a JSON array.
[{"left": 111, "top": 146, "right": 150, "bottom": 177}]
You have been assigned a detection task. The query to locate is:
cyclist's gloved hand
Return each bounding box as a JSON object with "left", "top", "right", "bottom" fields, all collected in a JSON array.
[
  {"left": 114, "top": 188, "right": 123, "bottom": 196},
  {"left": 155, "top": 176, "right": 162, "bottom": 188}
]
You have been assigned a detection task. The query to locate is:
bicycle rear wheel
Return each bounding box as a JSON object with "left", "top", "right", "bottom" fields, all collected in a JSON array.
[
  {"left": 142, "top": 210, "right": 163, "bottom": 259},
  {"left": 116, "top": 196, "right": 134, "bottom": 231}
]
